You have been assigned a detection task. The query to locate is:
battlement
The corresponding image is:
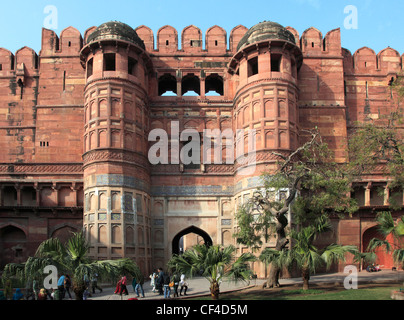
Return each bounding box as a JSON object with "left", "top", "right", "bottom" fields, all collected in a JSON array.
[
  {"left": 0, "top": 46, "right": 38, "bottom": 77},
  {"left": 0, "top": 23, "right": 400, "bottom": 76},
  {"left": 343, "top": 46, "right": 403, "bottom": 75},
  {"left": 135, "top": 24, "right": 249, "bottom": 53},
  {"left": 41, "top": 26, "right": 83, "bottom": 56}
]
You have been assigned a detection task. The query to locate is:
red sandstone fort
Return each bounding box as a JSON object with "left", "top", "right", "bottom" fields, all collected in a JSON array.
[{"left": 0, "top": 21, "right": 402, "bottom": 277}]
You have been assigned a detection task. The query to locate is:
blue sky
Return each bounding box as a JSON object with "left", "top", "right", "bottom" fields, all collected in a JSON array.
[{"left": 0, "top": 0, "right": 403, "bottom": 56}]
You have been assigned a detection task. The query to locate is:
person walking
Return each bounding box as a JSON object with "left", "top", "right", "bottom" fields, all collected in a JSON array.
[
  {"left": 64, "top": 274, "right": 72, "bottom": 299},
  {"left": 37, "top": 288, "right": 48, "bottom": 300},
  {"left": 149, "top": 271, "right": 157, "bottom": 293},
  {"left": 32, "top": 279, "right": 39, "bottom": 300},
  {"left": 180, "top": 273, "right": 188, "bottom": 296},
  {"left": 24, "top": 280, "right": 35, "bottom": 300},
  {"left": 57, "top": 274, "right": 66, "bottom": 300},
  {"left": 83, "top": 287, "right": 90, "bottom": 300},
  {"left": 156, "top": 268, "right": 164, "bottom": 295},
  {"left": 172, "top": 273, "right": 180, "bottom": 298},
  {"left": 131, "top": 277, "right": 137, "bottom": 293},
  {"left": 4, "top": 279, "right": 13, "bottom": 300},
  {"left": 134, "top": 273, "right": 145, "bottom": 298},
  {"left": 12, "top": 288, "right": 24, "bottom": 300},
  {"left": 120, "top": 275, "right": 128, "bottom": 296},
  {"left": 163, "top": 272, "right": 171, "bottom": 299},
  {"left": 91, "top": 273, "right": 103, "bottom": 294},
  {"left": 114, "top": 278, "right": 122, "bottom": 294}
]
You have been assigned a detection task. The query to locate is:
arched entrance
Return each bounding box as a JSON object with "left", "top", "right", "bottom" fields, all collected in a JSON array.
[
  {"left": 172, "top": 226, "right": 213, "bottom": 255},
  {"left": 362, "top": 226, "right": 395, "bottom": 269},
  {"left": 0, "top": 225, "right": 27, "bottom": 268}
]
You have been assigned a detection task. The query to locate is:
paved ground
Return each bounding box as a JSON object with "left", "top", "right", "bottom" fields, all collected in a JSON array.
[{"left": 87, "top": 270, "right": 404, "bottom": 300}]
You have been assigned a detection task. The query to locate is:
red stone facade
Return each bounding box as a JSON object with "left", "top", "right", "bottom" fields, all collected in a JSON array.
[{"left": 0, "top": 21, "right": 402, "bottom": 277}]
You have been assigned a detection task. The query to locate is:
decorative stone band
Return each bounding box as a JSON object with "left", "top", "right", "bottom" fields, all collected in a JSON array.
[
  {"left": 0, "top": 163, "right": 83, "bottom": 174},
  {"left": 83, "top": 149, "right": 150, "bottom": 170},
  {"left": 85, "top": 174, "right": 150, "bottom": 194},
  {"left": 151, "top": 176, "right": 264, "bottom": 197},
  {"left": 84, "top": 174, "right": 264, "bottom": 197},
  {"left": 149, "top": 151, "right": 289, "bottom": 175}
]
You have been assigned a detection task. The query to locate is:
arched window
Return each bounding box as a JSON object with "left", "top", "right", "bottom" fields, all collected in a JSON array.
[
  {"left": 158, "top": 74, "right": 177, "bottom": 96},
  {"left": 181, "top": 74, "right": 200, "bottom": 96},
  {"left": 205, "top": 74, "right": 223, "bottom": 96}
]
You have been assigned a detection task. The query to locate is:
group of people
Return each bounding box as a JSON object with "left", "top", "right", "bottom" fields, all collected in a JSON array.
[
  {"left": 366, "top": 263, "right": 382, "bottom": 272},
  {"left": 0, "top": 273, "right": 105, "bottom": 301},
  {"left": 113, "top": 268, "right": 189, "bottom": 299},
  {"left": 150, "top": 268, "right": 188, "bottom": 299},
  {"left": 0, "top": 275, "right": 73, "bottom": 301},
  {"left": 0, "top": 280, "right": 24, "bottom": 300},
  {"left": 82, "top": 273, "right": 103, "bottom": 300},
  {"left": 2, "top": 269, "right": 190, "bottom": 300},
  {"left": 113, "top": 272, "right": 148, "bottom": 299},
  {"left": 113, "top": 273, "right": 145, "bottom": 299}
]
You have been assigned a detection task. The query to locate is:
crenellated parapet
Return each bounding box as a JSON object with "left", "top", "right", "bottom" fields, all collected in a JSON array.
[
  {"left": 41, "top": 26, "right": 83, "bottom": 56},
  {"left": 344, "top": 46, "right": 403, "bottom": 74},
  {"left": 134, "top": 24, "right": 248, "bottom": 53},
  {"left": 0, "top": 46, "right": 39, "bottom": 86}
]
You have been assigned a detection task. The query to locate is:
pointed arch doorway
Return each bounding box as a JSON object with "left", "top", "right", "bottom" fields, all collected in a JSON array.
[
  {"left": 362, "top": 225, "right": 395, "bottom": 269},
  {"left": 172, "top": 226, "right": 213, "bottom": 255}
]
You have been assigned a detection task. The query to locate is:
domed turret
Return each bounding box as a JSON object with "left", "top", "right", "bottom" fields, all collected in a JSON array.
[
  {"left": 86, "top": 21, "right": 145, "bottom": 49},
  {"left": 229, "top": 19, "right": 302, "bottom": 193},
  {"left": 237, "top": 21, "right": 296, "bottom": 51}
]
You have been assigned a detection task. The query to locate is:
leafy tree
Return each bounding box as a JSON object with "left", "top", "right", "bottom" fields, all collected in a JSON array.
[
  {"left": 261, "top": 215, "right": 359, "bottom": 290},
  {"left": 234, "top": 129, "right": 358, "bottom": 288},
  {"left": 167, "top": 244, "right": 256, "bottom": 300},
  {"left": 2, "top": 231, "right": 141, "bottom": 300},
  {"left": 348, "top": 115, "right": 404, "bottom": 200},
  {"left": 348, "top": 74, "right": 404, "bottom": 207}
]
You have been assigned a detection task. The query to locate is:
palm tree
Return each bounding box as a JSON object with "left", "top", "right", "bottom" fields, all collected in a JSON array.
[
  {"left": 260, "top": 215, "right": 359, "bottom": 290},
  {"left": 2, "top": 231, "right": 142, "bottom": 300},
  {"left": 167, "top": 244, "right": 256, "bottom": 300},
  {"left": 366, "top": 211, "right": 404, "bottom": 269}
]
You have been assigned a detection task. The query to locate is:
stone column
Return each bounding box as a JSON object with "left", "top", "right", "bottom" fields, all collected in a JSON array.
[
  {"left": 365, "top": 182, "right": 371, "bottom": 206},
  {"left": 0, "top": 185, "right": 4, "bottom": 206},
  {"left": 200, "top": 76, "right": 205, "bottom": 99},
  {"left": 15, "top": 184, "right": 21, "bottom": 206},
  {"left": 384, "top": 183, "right": 390, "bottom": 206},
  {"left": 34, "top": 184, "right": 41, "bottom": 207}
]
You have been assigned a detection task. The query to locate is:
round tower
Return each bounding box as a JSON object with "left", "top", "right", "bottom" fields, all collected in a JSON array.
[
  {"left": 80, "top": 22, "right": 152, "bottom": 272},
  {"left": 228, "top": 22, "right": 303, "bottom": 277},
  {"left": 228, "top": 21, "right": 303, "bottom": 181}
]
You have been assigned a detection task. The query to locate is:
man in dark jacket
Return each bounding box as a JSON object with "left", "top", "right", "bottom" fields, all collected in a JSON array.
[
  {"left": 156, "top": 268, "right": 164, "bottom": 295},
  {"left": 163, "top": 272, "right": 171, "bottom": 299}
]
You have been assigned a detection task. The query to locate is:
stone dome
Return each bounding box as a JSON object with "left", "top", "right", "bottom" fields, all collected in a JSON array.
[
  {"left": 86, "top": 21, "right": 145, "bottom": 50},
  {"left": 237, "top": 21, "right": 296, "bottom": 51}
]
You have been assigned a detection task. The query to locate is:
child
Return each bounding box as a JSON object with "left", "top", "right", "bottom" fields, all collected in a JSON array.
[{"left": 83, "top": 287, "right": 90, "bottom": 300}]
